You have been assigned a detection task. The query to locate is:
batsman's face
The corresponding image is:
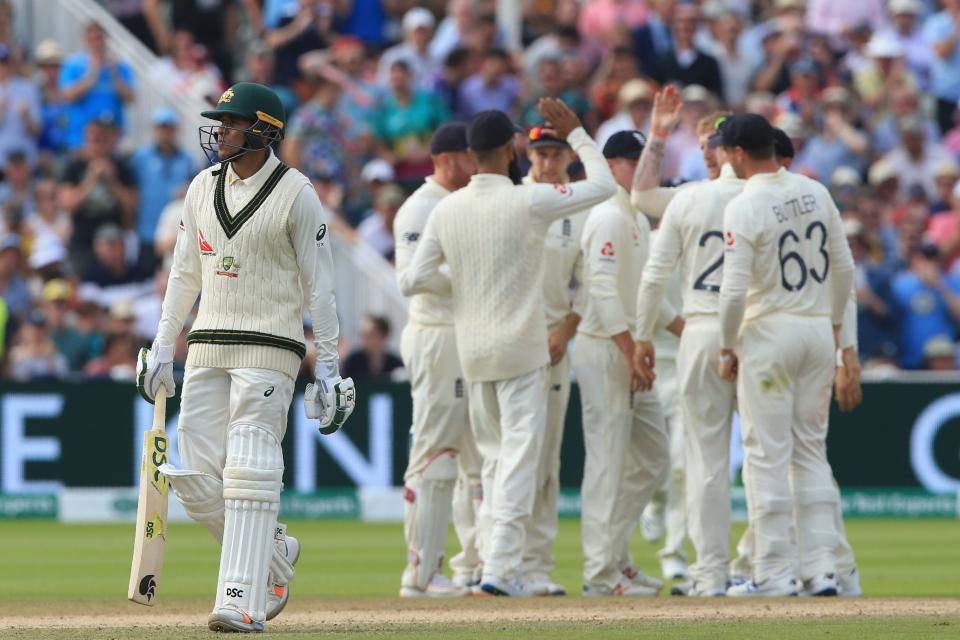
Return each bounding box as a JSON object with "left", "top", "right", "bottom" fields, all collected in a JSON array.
[
  {"left": 217, "top": 114, "right": 256, "bottom": 160},
  {"left": 528, "top": 146, "right": 574, "bottom": 183}
]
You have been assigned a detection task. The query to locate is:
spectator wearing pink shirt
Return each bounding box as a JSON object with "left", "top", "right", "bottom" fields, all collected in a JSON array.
[
  {"left": 805, "top": 0, "right": 888, "bottom": 46},
  {"left": 578, "top": 0, "right": 648, "bottom": 42},
  {"left": 928, "top": 181, "right": 960, "bottom": 272}
]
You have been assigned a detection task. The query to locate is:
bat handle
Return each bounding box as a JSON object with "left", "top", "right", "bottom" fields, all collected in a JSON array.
[{"left": 153, "top": 382, "right": 167, "bottom": 432}]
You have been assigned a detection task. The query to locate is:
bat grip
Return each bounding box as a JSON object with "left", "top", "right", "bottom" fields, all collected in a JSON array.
[{"left": 153, "top": 382, "right": 167, "bottom": 432}]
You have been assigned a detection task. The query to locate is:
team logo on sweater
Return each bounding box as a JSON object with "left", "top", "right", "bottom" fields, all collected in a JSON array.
[
  {"left": 216, "top": 255, "right": 240, "bottom": 278},
  {"left": 198, "top": 228, "right": 216, "bottom": 256},
  {"left": 600, "top": 241, "right": 615, "bottom": 257},
  {"left": 552, "top": 183, "right": 571, "bottom": 196}
]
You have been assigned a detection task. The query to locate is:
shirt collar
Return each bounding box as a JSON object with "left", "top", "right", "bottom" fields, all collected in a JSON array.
[
  {"left": 744, "top": 166, "right": 788, "bottom": 187},
  {"left": 424, "top": 176, "right": 451, "bottom": 197},
  {"left": 225, "top": 149, "right": 280, "bottom": 188},
  {"left": 470, "top": 173, "right": 514, "bottom": 186}
]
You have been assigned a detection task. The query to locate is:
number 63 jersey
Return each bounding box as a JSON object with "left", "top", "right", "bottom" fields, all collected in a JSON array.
[{"left": 719, "top": 167, "right": 854, "bottom": 344}]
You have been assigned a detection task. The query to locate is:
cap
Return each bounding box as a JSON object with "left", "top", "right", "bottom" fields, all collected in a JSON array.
[
  {"left": 91, "top": 110, "right": 118, "bottom": 128},
  {"left": 772, "top": 128, "right": 795, "bottom": 158},
  {"left": 774, "top": 0, "right": 804, "bottom": 9},
  {"left": 42, "top": 278, "right": 71, "bottom": 302},
  {"left": 680, "top": 84, "right": 712, "bottom": 103},
  {"left": 375, "top": 183, "right": 405, "bottom": 208},
  {"left": 717, "top": 113, "right": 775, "bottom": 151},
  {"left": 26, "top": 309, "right": 46, "bottom": 327},
  {"left": 889, "top": 0, "right": 922, "bottom": 15},
  {"left": 28, "top": 236, "right": 66, "bottom": 270},
  {"left": 528, "top": 125, "right": 571, "bottom": 150},
  {"left": 868, "top": 159, "right": 898, "bottom": 186},
  {"left": 899, "top": 115, "right": 924, "bottom": 133},
  {"left": 35, "top": 39, "right": 63, "bottom": 65},
  {"left": 602, "top": 130, "right": 646, "bottom": 160},
  {"left": 831, "top": 166, "right": 862, "bottom": 188},
  {"left": 467, "top": 110, "right": 520, "bottom": 152},
  {"left": 789, "top": 58, "right": 819, "bottom": 76},
  {"left": 935, "top": 159, "right": 960, "bottom": 178},
  {"left": 823, "top": 86, "right": 851, "bottom": 105},
  {"left": 402, "top": 7, "right": 435, "bottom": 32},
  {"left": 94, "top": 224, "right": 123, "bottom": 244},
  {"left": 430, "top": 122, "right": 469, "bottom": 155},
  {"left": 759, "top": 19, "right": 784, "bottom": 41},
  {"left": 843, "top": 218, "right": 864, "bottom": 237},
  {"left": 361, "top": 158, "right": 395, "bottom": 183},
  {"left": 200, "top": 82, "right": 286, "bottom": 134},
  {"left": 0, "top": 233, "right": 21, "bottom": 253},
  {"left": 151, "top": 106, "right": 178, "bottom": 127},
  {"left": 923, "top": 336, "right": 955, "bottom": 360},
  {"left": 773, "top": 112, "right": 805, "bottom": 139},
  {"left": 866, "top": 35, "right": 904, "bottom": 58},
  {"left": 618, "top": 79, "right": 653, "bottom": 107}
]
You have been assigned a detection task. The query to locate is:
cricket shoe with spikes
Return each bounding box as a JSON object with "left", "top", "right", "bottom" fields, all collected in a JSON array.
[
  {"left": 803, "top": 573, "right": 838, "bottom": 597},
  {"left": 265, "top": 529, "right": 300, "bottom": 621},
  {"left": 838, "top": 568, "right": 863, "bottom": 597},
  {"left": 525, "top": 574, "right": 567, "bottom": 596},
  {"left": 400, "top": 574, "right": 468, "bottom": 598},
  {"left": 727, "top": 575, "right": 799, "bottom": 597},
  {"left": 622, "top": 565, "right": 664, "bottom": 592},
  {"left": 208, "top": 605, "right": 264, "bottom": 633},
  {"left": 481, "top": 574, "right": 529, "bottom": 597}
]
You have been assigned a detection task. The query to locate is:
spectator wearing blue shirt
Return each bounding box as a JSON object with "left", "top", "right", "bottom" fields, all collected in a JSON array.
[
  {"left": 58, "top": 22, "right": 134, "bottom": 150},
  {"left": 922, "top": 1, "right": 960, "bottom": 132},
  {"left": 130, "top": 107, "right": 194, "bottom": 268},
  {"left": 0, "top": 43, "right": 40, "bottom": 168},
  {"left": 793, "top": 87, "right": 869, "bottom": 182},
  {"left": 890, "top": 242, "right": 960, "bottom": 369}
]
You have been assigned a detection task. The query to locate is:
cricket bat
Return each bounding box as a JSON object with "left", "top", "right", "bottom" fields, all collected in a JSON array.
[{"left": 128, "top": 383, "right": 169, "bottom": 605}]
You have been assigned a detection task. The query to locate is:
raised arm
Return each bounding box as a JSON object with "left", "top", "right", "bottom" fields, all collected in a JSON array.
[{"left": 630, "top": 85, "right": 683, "bottom": 217}]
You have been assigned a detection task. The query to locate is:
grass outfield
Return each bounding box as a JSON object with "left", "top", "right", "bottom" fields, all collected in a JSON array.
[{"left": 1, "top": 518, "right": 958, "bottom": 638}]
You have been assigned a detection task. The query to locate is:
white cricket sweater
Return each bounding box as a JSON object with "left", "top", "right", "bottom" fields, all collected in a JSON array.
[
  {"left": 400, "top": 127, "right": 617, "bottom": 382},
  {"left": 156, "top": 152, "right": 340, "bottom": 379}
]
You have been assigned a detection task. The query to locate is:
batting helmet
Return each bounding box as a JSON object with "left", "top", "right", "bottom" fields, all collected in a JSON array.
[{"left": 199, "top": 82, "right": 285, "bottom": 164}]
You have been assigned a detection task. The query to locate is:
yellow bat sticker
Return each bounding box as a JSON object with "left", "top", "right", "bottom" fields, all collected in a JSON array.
[
  {"left": 144, "top": 512, "right": 166, "bottom": 541},
  {"left": 143, "top": 432, "right": 169, "bottom": 496}
]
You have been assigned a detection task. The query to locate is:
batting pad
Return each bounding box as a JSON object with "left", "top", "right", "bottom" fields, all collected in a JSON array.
[
  {"left": 216, "top": 423, "right": 284, "bottom": 623},
  {"left": 159, "top": 463, "right": 225, "bottom": 540},
  {"left": 404, "top": 450, "right": 458, "bottom": 590}
]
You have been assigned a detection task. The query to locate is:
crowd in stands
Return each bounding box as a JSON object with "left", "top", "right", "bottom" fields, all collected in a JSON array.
[{"left": 3, "top": 0, "right": 960, "bottom": 381}]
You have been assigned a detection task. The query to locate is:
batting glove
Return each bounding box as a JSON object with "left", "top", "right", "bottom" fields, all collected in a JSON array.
[
  {"left": 136, "top": 343, "right": 175, "bottom": 404},
  {"left": 305, "top": 361, "right": 356, "bottom": 435}
]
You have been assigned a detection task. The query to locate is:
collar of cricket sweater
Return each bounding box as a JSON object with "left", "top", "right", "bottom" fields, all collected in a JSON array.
[
  {"left": 225, "top": 149, "right": 281, "bottom": 189},
  {"left": 423, "top": 175, "right": 451, "bottom": 198},
  {"left": 469, "top": 173, "right": 514, "bottom": 187},
  {"left": 744, "top": 166, "right": 788, "bottom": 187}
]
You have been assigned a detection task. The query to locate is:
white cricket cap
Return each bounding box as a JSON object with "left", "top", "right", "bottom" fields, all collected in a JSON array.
[
  {"left": 889, "top": 0, "right": 922, "bottom": 15},
  {"left": 403, "top": 8, "right": 435, "bottom": 32},
  {"left": 831, "top": 166, "right": 862, "bottom": 189},
  {"left": 866, "top": 35, "right": 905, "bottom": 58},
  {"left": 361, "top": 158, "right": 395, "bottom": 183}
]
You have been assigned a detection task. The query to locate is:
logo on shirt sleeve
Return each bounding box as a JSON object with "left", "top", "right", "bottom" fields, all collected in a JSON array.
[
  {"left": 198, "top": 228, "right": 216, "bottom": 256},
  {"left": 600, "top": 241, "right": 615, "bottom": 257},
  {"left": 725, "top": 231, "right": 735, "bottom": 247},
  {"left": 553, "top": 183, "right": 572, "bottom": 196},
  {"left": 316, "top": 224, "right": 327, "bottom": 247}
]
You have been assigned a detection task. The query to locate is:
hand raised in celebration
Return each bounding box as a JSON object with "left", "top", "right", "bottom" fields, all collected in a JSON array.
[{"left": 537, "top": 97, "right": 582, "bottom": 140}]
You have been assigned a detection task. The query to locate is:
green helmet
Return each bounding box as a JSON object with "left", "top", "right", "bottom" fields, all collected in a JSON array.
[{"left": 199, "top": 82, "right": 285, "bottom": 164}]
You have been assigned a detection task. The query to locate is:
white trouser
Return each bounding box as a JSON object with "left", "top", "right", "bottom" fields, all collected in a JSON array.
[
  {"left": 677, "top": 317, "right": 737, "bottom": 590},
  {"left": 469, "top": 366, "right": 549, "bottom": 582},
  {"left": 400, "top": 323, "right": 474, "bottom": 587},
  {"left": 573, "top": 334, "right": 669, "bottom": 591},
  {"left": 450, "top": 422, "right": 483, "bottom": 582},
  {"left": 522, "top": 352, "right": 571, "bottom": 581},
  {"left": 737, "top": 314, "right": 839, "bottom": 584},
  {"left": 649, "top": 354, "right": 687, "bottom": 563}
]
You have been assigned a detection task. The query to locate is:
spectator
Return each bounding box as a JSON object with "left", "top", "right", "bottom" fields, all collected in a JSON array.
[
  {"left": 882, "top": 116, "right": 955, "bottom": 202},
  {"left": 890, "top": 242, "right": 960, "bottom": 369},
  {"left": 793, "top": 87, "right": 869, "bottom": 181},
  {"left": 0, "top": 151, "right": 36, "bottom": 215},
  {"left": 854, "top": 34, "right": 918, "bottom": 119},
  {"left": 776, "top": 58, "right": 824, "bottom": 119},
  {"left": 58, "top": 113, "right": 138, "bottom": 277},
  {"left": 27, "top": 232, "right": 68, "bottom": 282},
  {"left": 434, "top": 46, "right": 473, "bottom": 120},
  {"left": 430, "top": 0, "right": 475, "bottom": 63},
  {"left": 931, "top": 160, "right": 960, "bottom": 214},
  {"left": 265, "top": 0, "right": 336, "bottom": 86},
  {"left": 144, "top": 0, "right": 243, "bottom": 83},
  {"left": 41, "top": 278, "right": 96, "bottom": 372},
  {"left": 805, "top": 0, "right": 887, "bottom": 46},
  {"left": 704, "top": 5, "right": 755, "bottom": 109},
  {"left": 337, "top": 0, "right": 389, "bottom": 48},
  {"left": 632, "top": 0, "right": 677, "bottom": 79},
  {"left": 25, "top": 178, "right": 71, "bottom": 247},
  {"left": 82, "top": 330, "right": 138, "bottom": 381},
  {"left": 8, "top": 310, "right": 68, "bottom": 381},
  {"left": 594, "top": 78, "right": 652, "bottom": 149},
  {"left": 349, "top": 158, "right": 394, "bottom": 225},
  {"left": 751, "top": 20, "right": 802, "bottom": 95},
  {"left": 130, "top": 107, "right": 194, "bottom": 268},
  {"left": 664, "top": 84, "right": 715, "bottom": 181},
  {"left": 0, "top": 234, "right": 28, "bottom": 320},
  {"left": 519, "top": 56, "right": 593, "bottom": 130},
  {"left": 922, "top": 335, "right": 957, "bottom": 370},
  {"left": 79, "top": 224, "right": 152, "bottom": 308},
  {"left": 58, "top": 22, "right": 134, "bottom": 150},
  {"left": 578, "top": 0, "right": 648, "bottom": 43},
  {"left": 242, "top": 41, "right": 297, "bottom": 121},
  {"left": 652, "top": 4, "right": 724, "bottom": 101},
  {"left": 923, "top": 0, "right": 960, "bottom": 133},
  {"left": 376, "top": 8, "right": 441, "bottom": 92},
  {"left": 147, "top": 30, "right": 225, "bottom": 105},
  {"left": 589, "top": 45, "right": 640, "bottom": 122},
  {"left": 458, "top": 48, "right": 520, "bottom": 118},
  {"left": 846, "top": 218, "right": 897, "bottom": 365},
  {"left": 0, "top": 44, "right": 40, "bottom": 168},
  {"left": 877, "top": 0, "right": 932, "bottom": 90},
  {"left": 340, "top": 314, "right": 404, "bottom": 380},
  {"left": 357, "top": 183, "right": 403, "bottom": 262},
  {"left": 34, "top": 39, "right": 67, "bottom": 162},
  {"left": 870, "top": 86, "right": 939, "bottom": 156},
  {"left": 928, "top": 181, "right": 960, "bottom": 271},
  {"left": 329, "top": 35, "right": 378, "bottom": 136},
  {"left": 372, "top": 60, "right": 449, "bottom": 183},
  {"left": 281, "top": 67, "right": 351, "bottom": 185}
]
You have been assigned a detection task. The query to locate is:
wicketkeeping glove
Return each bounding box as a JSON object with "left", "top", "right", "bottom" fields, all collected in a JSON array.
[
  {"left": 136, "top": 343, "right": 175, "bottom": 404},
  {"left": 304, "top": 361, "right": 356, "bottom": 435}
]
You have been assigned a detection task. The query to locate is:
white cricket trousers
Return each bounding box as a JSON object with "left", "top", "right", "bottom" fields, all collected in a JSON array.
[
  {"left": 650, "top": 354, "right": 688, "bottom": 563},
  {"left": 737, "top": 313, "right": 839, "bottom": 584},
  {"left": 676, "top": 316, "right": 737, "bottom": 590},
  {"left": 522, "top": 352, "right": 571, "bottom": 581},
  {"left": 573, "top": 334, "right": 669, "bottom": 591},
  {"left": 468, "top": 366, "right": 549, "bottom": 582}
]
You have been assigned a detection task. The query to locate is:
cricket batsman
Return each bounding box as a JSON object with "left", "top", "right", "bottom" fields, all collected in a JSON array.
[
  {"left": 393, "top": 122, "right": 482, "bottom": 597},
  {"left": 717, "top": 113, "right": 854, "bottom": 597},
  {"left": 401, "top": 99, "right": 616, "bottom": 596},
  {"left": 135, "top": 82, "right": 355, "bottom": 631}
]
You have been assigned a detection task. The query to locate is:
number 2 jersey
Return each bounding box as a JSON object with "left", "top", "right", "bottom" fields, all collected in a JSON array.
[
  {"left": 636, "top": 163, "right": 744, "bottom": 341},
  {"left": 719, "top": 167, "right": 854, "bottom": 348}
]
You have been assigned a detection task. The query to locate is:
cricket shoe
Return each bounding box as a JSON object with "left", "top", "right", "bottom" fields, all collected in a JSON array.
[
  {"left": 670, "top": 580, "right": 726, "bottom": 597},
  {"left": 803, "top": 573, "right": 838, "bottom": 597},
  {"left": 727, "top": 575, "right": 799, "bottom": 597},
  {"left": 641, "top": 503, "right": 665, "bottom": 542},
  {"left": 525, "top": 575, "right": 567, "bottom": 596},
  {"left": 660, "top": 555, "right": 688, "bottom": 581},
  {"left": 481, "top": 574, "right": 529, "bottom": 597},
  {"left": 838, "top": 568, "right": 863, "bottom": 597},
  {"left": 583, "top": 581, "right": 658, "bottom": 597},
  {"left": 622, "top": 565, "right": 664, "bottom": 592},
  {"left": 208, "top": 605, "right": 264, "bottom": 633},
  {"left": 400, "top": 574, "right": 468, "bottom": 598},
  {"left": 265, "top": 534, "right": 300, "bottom": 621}
]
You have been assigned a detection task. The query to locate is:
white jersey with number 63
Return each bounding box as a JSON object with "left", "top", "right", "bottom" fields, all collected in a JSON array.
[{"left": 719, "top": 168, "right": 854, "bottom": 340}]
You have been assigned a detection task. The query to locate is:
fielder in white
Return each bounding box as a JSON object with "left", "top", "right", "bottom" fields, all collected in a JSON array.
[
  {"left": 401, "top": 100, "right": 616, "bottom": 596},
  {"left": 575, "top": 129, "right": 681, "bottom": 597},
  {"left": 135, "top": 83, "right": 355, "bottom": 632},
  {"left": 716, "top": 114, "right": 854, "bottom": 597},
  {"left": 393, "top": 123, "right": 482, "bottom": 597},
  {"left": 519, "top": 126, "right": 589, "bottom": 596}
]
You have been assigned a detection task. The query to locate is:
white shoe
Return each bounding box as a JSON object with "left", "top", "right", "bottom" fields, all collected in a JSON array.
[
  {"left": 583, "top": 580, "right": 658, "bottom": 597},
  {"left": 838, "top": 568, "right": 862, "bottom": 597},
  {"left": 660, "top": 555, "right": 688, "bottom": 580},
  {"left": 525, "top": 575, "right": 567, "bottom": 596},
  {"left": 480, "top": 574, "right": 528, "bottom": 597},
  {"left": 208, "top": 605, "right": 264, "bottom": 633},
  {"left": 622, "top": 565, "right": 664, "bottom": 591},
  {"left": 400, "top": 574, "right": 468, "bottom": 598},
  {"left": 727, "top": 575, "right": 798, "bottom": 597},
  {"left": 266, "top": 533, "right": 300, "bottom": 621},
  {"left": 641, "top": 504, "right": 665, "bottom": 542},
  {"left": 670, "top": 580, "right": 725, "bottom": 596},
  {"left": 803, "top": 573, "right": 838, "bottom": 596}
]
